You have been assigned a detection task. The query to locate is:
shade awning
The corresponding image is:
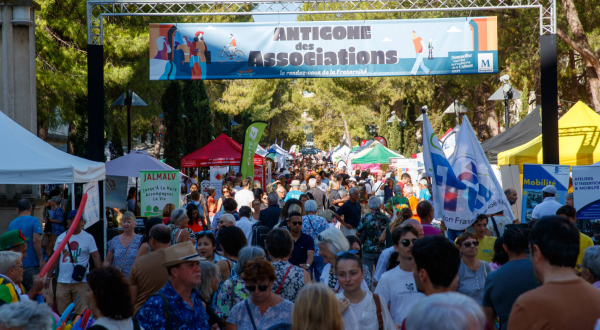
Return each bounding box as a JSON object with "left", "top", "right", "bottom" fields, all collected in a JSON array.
[
  {"left": 352, "top": 143, "right": 403, "bottom": 164},
  {"left": 181, "top": 134, "right": 265, "bottom": 168},
  {"left": 105, "top": 150, "right": 180, "bottom": 177}
]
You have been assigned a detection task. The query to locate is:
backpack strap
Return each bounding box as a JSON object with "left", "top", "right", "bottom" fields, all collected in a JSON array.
[
  {"left": 373, "top": 293, "right": 384, "bottom": 330},
  {"left": 490, "top": 216, "right": 501, "bottom": 237},
  {"left": 153, "top": 292, "right": 177, "bottom": 330}
]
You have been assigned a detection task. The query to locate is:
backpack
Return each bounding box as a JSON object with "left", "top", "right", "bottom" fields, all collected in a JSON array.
[
  {"left": 251, "top": 221, "right": 270, "bottom": 250},
  {"left": 357, "top": 182, "right": 368, "bottom": 203}
]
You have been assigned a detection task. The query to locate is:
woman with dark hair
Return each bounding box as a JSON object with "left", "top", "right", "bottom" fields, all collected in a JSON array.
[
  {"left": 490, "top": 236, "right": 509, "bottom": 271},
  {"left": 226, "top": 258, "right": 294, "bottom": 330},
  {"left": 456, "top": 232, "right": 492, "bottom": 305},
  {"left": 86, "top": 267, "right": 138, "bottom": 330},
  {"left": 197, "top": 231, "right": 224, "bottom": 264},
  {"left": 345, "top": 235, "right": 373, "bottom": 288},
  {"left": 135, "top": 217, "right": 163, "bottom": 258},
  {"left": 278, "top": 199, "right": 303, "bottom": 224},
  {"left": 217, "top": 186, "right": 233, "bottom": 213},
  {"left": 216, "top": 226, "right": 248, "bottom": 281},
  {"left": 187, "top": 203, "right": 206, "bottom": 233},
  {"left": 265, "top": 229, "right": 309, "bottom": 302},
  {"left": 335, "top": 253, "right": 395, "bottom": 330},
  {"left": 126, "top": 187, "right": 137, "bottom": 214}
]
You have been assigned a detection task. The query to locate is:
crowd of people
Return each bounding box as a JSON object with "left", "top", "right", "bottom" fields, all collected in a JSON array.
[{"left": 1, "top": 154, "right": 600, "bottom": 330}]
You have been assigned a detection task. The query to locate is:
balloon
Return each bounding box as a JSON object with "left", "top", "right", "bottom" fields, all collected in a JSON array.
[
  {"left": 59, "top": 302, "right": 74, "bottom": 326},
  {"left": 39, "top": 193, "right": 88, "bottom": 278},
  {"left": 80, "top": 309, "right": 92, "bottom": 330}
]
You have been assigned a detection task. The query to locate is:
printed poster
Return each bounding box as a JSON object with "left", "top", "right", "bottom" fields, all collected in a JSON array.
[
  {"left": 210, "top": 166, "right": 229, "bottom": 199},
  {"left": 149, "top": 17, "right": 498, "bottom": 80},
  {"left": 82, "top": 181, "right": 100, "bottom": 229},
  {"left": 105, "top": 175, "right": 129, "bottom": 209},
  {"left": 140, "top": 170, "right": 180, "bottom": 217},
  {"left": 521, "top": 164, "right": 570, "bottom": 223},
  {"left": 572, "top": 165, "right": 600, "bottom": 219}
]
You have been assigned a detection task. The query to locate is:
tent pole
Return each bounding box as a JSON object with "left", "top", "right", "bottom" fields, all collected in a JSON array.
[
  {"left": 102, "top": 180, "right": 107, "bottom": 259},
  {"left": 71, "top": 183, "right": 76, "bottom": 209}
]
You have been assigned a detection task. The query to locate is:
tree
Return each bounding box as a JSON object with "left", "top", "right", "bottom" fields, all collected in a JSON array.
[
  {"left": 68, "top": 95, "right": 88, "bottom": 158},
  {"left": 162, "top": 81, "right": 185, "bottom": 169},
  {"left": 109, "top": 127, "right": 125, "bottom": 160}
]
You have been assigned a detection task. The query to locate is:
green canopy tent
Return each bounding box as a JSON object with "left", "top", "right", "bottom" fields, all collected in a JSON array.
[{"left": 352, "top": 143, "right": 402, "bottom": 164}]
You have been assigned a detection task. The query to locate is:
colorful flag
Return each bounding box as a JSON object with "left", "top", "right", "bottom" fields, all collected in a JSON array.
[{"left": 240, "top": 121, "right": 268, "bottom": 179}]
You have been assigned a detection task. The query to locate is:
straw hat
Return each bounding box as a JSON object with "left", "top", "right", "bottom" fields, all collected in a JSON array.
[{"left": 162, "top": 241, "right": 205, "bottom": 268}]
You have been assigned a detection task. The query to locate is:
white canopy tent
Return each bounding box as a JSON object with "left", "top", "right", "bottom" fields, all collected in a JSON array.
[{"left": 0, "top": 110, "right": 105, "bottom": 184}]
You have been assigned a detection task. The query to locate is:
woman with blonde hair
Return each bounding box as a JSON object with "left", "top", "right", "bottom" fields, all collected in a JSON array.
[
  {"left": 161, "top": 203, "right": 176, "bottom": 225},
  {"left": 292, "top": 283, "right": 343, "bottom": 330}
]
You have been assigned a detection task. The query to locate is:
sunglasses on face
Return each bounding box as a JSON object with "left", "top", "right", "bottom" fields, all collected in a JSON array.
[
  {"left": 335, "top": 250, "right": 359, "bottom": 257},
  {"left": 401, "top": 238, "right": 417, "bottom": 247},
  {"left": 246, "top": 284, "right": 269, "bottom": 292},
  {"left": 461, "top": 241, "right": 479, "bottom": 248},
  {"left": 291, "top": 221, "right": 303, "bottom": 226}
]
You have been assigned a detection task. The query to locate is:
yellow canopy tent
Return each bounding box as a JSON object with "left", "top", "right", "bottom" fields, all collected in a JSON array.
[{"left": 498, "top": 101, "right": 600, "bottom": 170}]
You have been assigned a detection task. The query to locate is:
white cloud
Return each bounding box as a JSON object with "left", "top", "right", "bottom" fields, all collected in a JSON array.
[
  {"left": 446, "top": 26, "right": 462, "bottom": 33},
  {"left": 206, "top": 26, "right": 216, "bottom": 30},
  {"left": 382, "top": 37, "right": 392, "bottom": 42}
]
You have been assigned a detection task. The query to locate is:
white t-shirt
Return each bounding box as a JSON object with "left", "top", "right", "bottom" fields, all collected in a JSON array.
[
  {"left": 336, "top": 291, "right": 396, "bottom": 330},
  {"left": 236, "top": 217, "right": 255, "bottom": 243},
  {"left": 234, "top": 189, "right": 255, "bottom": 210},
  {"left": 372, "top": 181, "right": 385, "bottom": 197},
  {"left": 317, "top": 183, "right": 328, "bottom": 194},
  {"left": 359, "top": 180, "right": 372, "bottom": 194},
  {"left": 374, "top": 246, "right": 395, "bottom": 282},
  {"left": 54, "top": 231, "right": 98, "bottom": 283},
  {"left": 374, "top": 265, "right": 425, "bottom": 325},
  {"left": 531, "top": 197, "right": 563, "bottom": 220}
]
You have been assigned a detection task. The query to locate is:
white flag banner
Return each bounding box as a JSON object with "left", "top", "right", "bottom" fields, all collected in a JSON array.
[{"left": 423, "top": 114, "right": 514, "bottom": 230}]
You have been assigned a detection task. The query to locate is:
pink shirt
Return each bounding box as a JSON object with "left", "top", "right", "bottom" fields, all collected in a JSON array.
[{"left": 422, "top": 224, "right": 441, "bottom": 236}]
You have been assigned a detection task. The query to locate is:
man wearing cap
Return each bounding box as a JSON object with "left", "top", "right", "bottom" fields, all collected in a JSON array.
[
  {"left": 43, "top": 210, "right": 102, "bottom": 315},
  {"left": 418, "top": 179, "right": 432, "bottom": 202},
  {"left": 8, "top": 199, "right": 44, "bottom": 291},
  {"left": 531, "top": 185, "right": 563, "bottom": 221},
  {"left": 284, "top": 180, "right": 303, "bottom": 202},
  {"left": 137, "top": 242, "right": 214, "bottom": 330}
]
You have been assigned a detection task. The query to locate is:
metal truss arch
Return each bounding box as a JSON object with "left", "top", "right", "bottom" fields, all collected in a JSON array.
[{"left": 87, "top": 0, "right": 556, "bottom": 45}]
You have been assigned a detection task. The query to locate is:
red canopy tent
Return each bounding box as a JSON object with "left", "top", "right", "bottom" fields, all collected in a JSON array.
[{"left": 181, "top": 133, "right": 265, "bottom": 168}]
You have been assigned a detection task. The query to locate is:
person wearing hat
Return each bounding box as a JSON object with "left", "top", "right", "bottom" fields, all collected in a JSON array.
[
  {"left": 137, "top": 242, "right": 217, "bottom": 330},
  {"left": 418, "top": 179, "right": 432, "bottom": 202},
  {"left": 531, "top": 185, "right": 563, "bottom": 221},
  {"left": 43, "top": 209, "right": 102, "bottom": 315},
  {"left": 0, "top": 230, "right": 28, "bottom": 261},
  {"left": 284, "top": 180, "right": 303, "bottom": 202},
  {"left": 7, "top": 199, "right": 44, "bottom": 291}
]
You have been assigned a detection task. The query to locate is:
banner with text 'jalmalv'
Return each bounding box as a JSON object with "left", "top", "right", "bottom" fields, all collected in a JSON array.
[{"left": 149, "top": 17, "right": 498, "bottom": 80}]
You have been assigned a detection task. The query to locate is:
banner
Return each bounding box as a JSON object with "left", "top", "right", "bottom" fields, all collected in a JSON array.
[
  {"left": 423, "top": 114, "right": 513, "bottom": 230},
  {"left": 389, "top": 158, "right": 422, "bottom": 187},
  {"left": 140, "top": 170, "right": 180, "bottom": 217},
  {"left": 82, "top": 181, "right": 100, "bottom": 229},
  {"left": 521, "top": 164, "right": 570, "bottom": 222},
  {"left": 254, "top": 165, "right": 265, "bottom": 190},
  {"left": 210, "top": 166, "right": 229, "bottom": 199},
  {"left": 572, "top": 165, "right": 600, "bottom": 219},
  {"left": 240, "top": 121, "right": 268, "bottom": 178},
  {"left": 149, "top": 17, "right": 498, "bottom": 80},
  {"left": 105, "top": 175, "right": 129, "bottom": 209}
]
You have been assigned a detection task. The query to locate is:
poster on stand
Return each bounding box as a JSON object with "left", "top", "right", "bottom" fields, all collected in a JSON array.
[
  {"left": 200, "top": 180, "right": 211, "bottom": 199},
  {"left": 82, "top": 181, "right": 100, "bottom": 229},
  {"left": 210, "top": 166, "right": 229, "bottom": 199},
  {"left": 140, "top": 170, "right": 180, "bottom": 217},
  {"left": 521, "top": 164, "right": 570, "bottom": 223},
  {"left": 254, "top": 165, "right": 265, "bottom": 189},
  {"left": 389, "top": 157, "right": 422, "bottom": 186},
  {"left": 105, "top": 175, "right": 129, "bottom": 209},
  {"left": 572, "top": 165, "right": 600, "bottom": 219}
]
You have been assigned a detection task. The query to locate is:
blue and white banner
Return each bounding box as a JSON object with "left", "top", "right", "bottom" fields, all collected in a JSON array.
[
  {"left": 570, "top": 165, "right": 600, "bottom": 219},
  {"left": 423, "top": 114, "right": 513, "bottom": 230},
  {"left": 521, "top": 164, "right": 570, "bottom": 222},
  {"left": 149, "top": 17, "right": 498, "bottom": 80}
]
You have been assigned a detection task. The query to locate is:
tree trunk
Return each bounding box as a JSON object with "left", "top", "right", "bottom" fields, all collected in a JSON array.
[
  {"left": 38, "top": 124, "right": 48, "bottom": 141},
  {"left": 141, "top": 131, "right": 147, "bottom": 144},
  {"left": 154, "top": 120, "right": 164, "bottom": 159},
  {"left": 569, "top": 49, "right": 579, "bottom": 101},
  {"left": 67, "top": 122, "right": 75, "bottom": 154},
  {"left": 343, "top": 117, "right": 352, "bottom": 147},
  {"left": 558, "top": 0, "right": 600, "bottom": 112}
]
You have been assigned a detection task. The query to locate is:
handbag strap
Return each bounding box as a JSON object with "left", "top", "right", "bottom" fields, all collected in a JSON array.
[
  {"left": 275, "top": 265, "right": 293, "bottom": 295},
  {"left": 66, "top": 239, "right": 76, "bottom": 264},
  {"left": 372, "top": 293, "right": 384, "bottom": 330},
  {"left": 490, "top": 216, "right": 501, "bottom": 237},
  {"left": 118, "top": 236, "right": 135, "bottom": 269},
  {"left": 245, "top": 300, "right": 258, "bottom": 330}
]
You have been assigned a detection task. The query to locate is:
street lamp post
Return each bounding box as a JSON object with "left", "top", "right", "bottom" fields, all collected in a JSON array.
[
  {"left": 500, "top": 75, "right": 513, "bottom": 129},
  {"left": 111, "top": 90, "right": 148, "bottom": 153}
]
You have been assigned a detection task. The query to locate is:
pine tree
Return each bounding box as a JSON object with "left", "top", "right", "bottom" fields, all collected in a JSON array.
[
  {"left": 162, "top": 81, "right": 185, "bottom": 169},
  {"left": 197, "top": 81, "right": 214, "bottom": 147},
  {"left": 68, "top": 95, "right": 88, "bottom": 158},
  {"left": 109, "top": 127, "right": 125, "bottom": 160},
  {"left": 182, "top": 81, "right": 201, "bottom": 156}
]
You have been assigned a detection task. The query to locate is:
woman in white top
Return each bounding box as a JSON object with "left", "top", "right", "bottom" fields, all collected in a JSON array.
[
  {"left": 335, "top": 252, "right": 395, "bottom": 330},
  {"left": 316, "top": 227, "right": 369, "bottom": 293}
]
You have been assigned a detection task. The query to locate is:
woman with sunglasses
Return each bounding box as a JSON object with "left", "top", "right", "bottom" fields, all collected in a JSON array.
[
  {"left": 197, "top": 231, "right": 224, "bottom": 264},
  {"left": 260, "top": 192, "right": 269, "bottom": 210},
  {"left": 374, "top": 227, "right": 424, "bottom": 326},
  {"left": 316, "top": 227, "right": 369, "bottom": 293},
  {"left": 251, "top": 199, "right": 262, "bottom": 221},
  {"left": 217, "top": 186, "right": 233, "bottom": 213},
  {"left": 226, "top": 258, "right": 293, "bottom": 330},
  {"left": 335, "top": 252, "right": 396, "bottom": 330},
  {"left": 456, "top": 232, "right": 492, "bottom": 305}
]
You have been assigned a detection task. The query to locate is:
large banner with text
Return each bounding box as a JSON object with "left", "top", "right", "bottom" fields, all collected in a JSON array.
[
  {"left": 149, "top": 17, "right": 498, "bottom": 80},
  {"left": 572, "top": 165, "right": 600, "bottom": 220},
  {"left": 521, "top": 164, "right": 570, "bottom": 223},
  {"left": 140, "top": 170, "right": 181, "bottom": 217}
]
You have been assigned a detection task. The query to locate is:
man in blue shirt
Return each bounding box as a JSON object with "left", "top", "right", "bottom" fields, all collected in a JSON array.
[
  {"left": 284, "top": 180, "right": 303, "bottom": 202},
  {"left": 333, "top": 188, "right": 362, "bottom": 235},
  {"left": 8, "top": 199, "right": 44, "bottom": 291},
  {"left": 137, "top": 242, "right": 212, "bottom": 330},
  {"left": 418, "top": 179, "right": 432, "bottom": 201},
  {"left": 482, "top": 224, "right": 538, "bottom": 330}
]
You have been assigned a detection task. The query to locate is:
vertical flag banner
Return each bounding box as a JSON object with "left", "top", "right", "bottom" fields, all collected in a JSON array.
[
  {"left": 423, "top": 114, "right": 513, "bottom": 230},
  {"left": 572, "top": 165, "right": 600, "bottom": 219},
  {"left": 240, "top": 121, "right": 268, "bottom": 178},
  {"left": 521, "top": 164, "right": 570, "bottom": 222},
  {"left": 140, "top": 170, "right": 180, "bottom": 217},
  {"left": 149, "top": 17, "right": 498, "bottom": 80}
]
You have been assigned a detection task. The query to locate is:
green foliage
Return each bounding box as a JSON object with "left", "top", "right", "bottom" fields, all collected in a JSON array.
[
  {"left": 109, "top": 126, "right": 125, "bottom": 160},
  {"left": 162, "top": 81, "right": 185, "bottom": 168},
  {"left": 182, "top": 80, "right": 213, "bottom": 156},
  {"left": 68, "top": 95, "right": 88, "bottom": 158}
]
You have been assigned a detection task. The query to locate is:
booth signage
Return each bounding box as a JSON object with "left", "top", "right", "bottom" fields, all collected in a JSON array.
[
  {"left": 140, "top": 170, "right": 180, "bottom": 217},
  {"left": 521, "top": 164, "right": 570, "bottom": 223},
  {"left": 149, "top": 17, "right": 498, "bottom": 80},
  {"left": 572, "top": 165, "right": 600, "bottom": 219},
  {"left": 210, "top": 166, "right": 229, "bottom": 199}
]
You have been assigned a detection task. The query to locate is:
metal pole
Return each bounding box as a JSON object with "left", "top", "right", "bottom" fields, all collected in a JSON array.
[
  {"left": 127, "top": 90, "right": 132, "bottom": 153},
  {"left": 454, "top": 100, "right": 459, "bottom": 127},
  {"left": 87, "top": 44, "right": 105, "bottom": 162},
  {"left": 504, "top": 95, "right": 510, "bottom": 130},
  {"left": 540, "top": 34, "right": 559, "bottom": 164}
]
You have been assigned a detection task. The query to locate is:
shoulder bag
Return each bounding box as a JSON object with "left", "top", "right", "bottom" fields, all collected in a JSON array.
[
  {"left": 153, "top": 291, "right": 177, "bottom": 330},
  {"left": 275, "top": 265, "right": 293, "bottom": 295},
  {"left": 67, "top": 240, "right": 87, "bottom": 282},
  {"left": 372, "top": 293, "right": 384, "bottom": 330}
]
